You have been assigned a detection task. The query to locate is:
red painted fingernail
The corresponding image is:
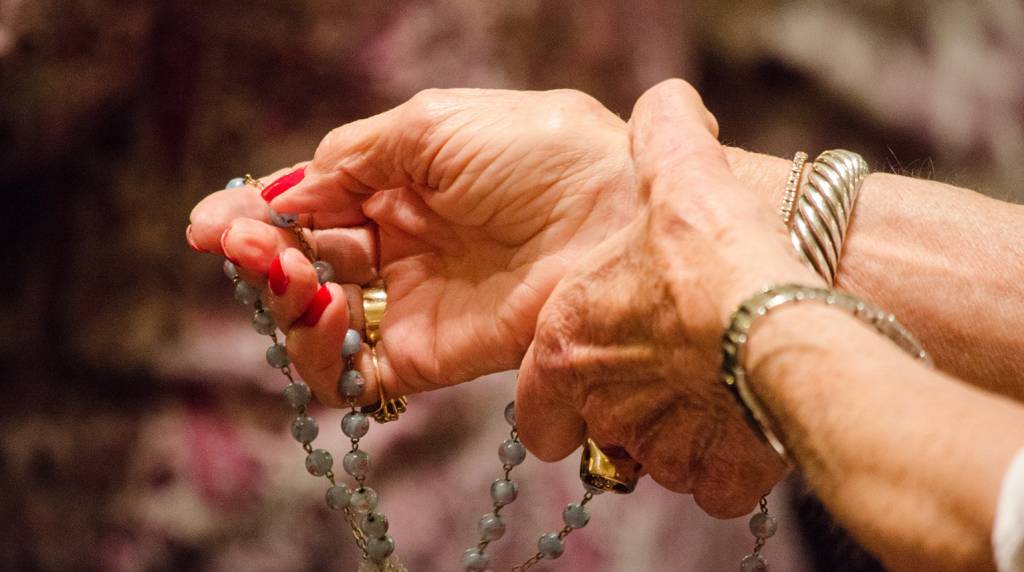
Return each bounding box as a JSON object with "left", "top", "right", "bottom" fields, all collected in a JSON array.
[
  {"left": 268, "top": 254, "right": 289, "bottom": 296},
  {"left": 261, "top": 166, "right": 306, "bottom": 202},
  {"left": 299, "top": 284, "right": 332, "bottom": 327},
  {"left": 186, "top": 225, "right": 207, "bottom": 252}
]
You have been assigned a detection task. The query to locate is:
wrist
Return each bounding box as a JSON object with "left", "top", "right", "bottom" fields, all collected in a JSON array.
[{"left": 723, "top": 147, "right": 793, "bottom": 209}]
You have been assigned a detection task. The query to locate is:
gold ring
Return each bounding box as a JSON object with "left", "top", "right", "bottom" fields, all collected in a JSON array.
[
  {"left": 361, "top": 279, "right": 387, "bottom": 344},
  {"left": 579, "top": 439, "right": 642, "bottom": 494},
  {"left": 359, "top": 280, "right": 407, "bottom": 423}
]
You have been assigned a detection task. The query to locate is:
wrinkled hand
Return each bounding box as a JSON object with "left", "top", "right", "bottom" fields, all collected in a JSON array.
[
  {"left": 188, "top": 88, "right": 638, "bottom": 406},
  {"left": 515, "top": 80, "right": 822, "bottom": 518}
]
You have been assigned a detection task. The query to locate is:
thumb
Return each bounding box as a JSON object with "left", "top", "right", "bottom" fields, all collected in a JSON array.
[{"left": 628, "top": 79, "right": 733, "bottom": 200}]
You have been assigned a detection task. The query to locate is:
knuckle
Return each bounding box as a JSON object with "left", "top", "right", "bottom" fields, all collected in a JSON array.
[
  {"left": 404, "top": 88, "right": 456, "bottom": 123},
  {"left": 655, "top": 78, "right": 699, "bottom": 100},
  {"left": 547, "top": 88, "right": 599, "bottom": 107},
  {"left": 315, "top": 124, "right": 348, "bottom": 163},
  {"left": 533, "top": 297, "right": 582, "bottom": 376}
]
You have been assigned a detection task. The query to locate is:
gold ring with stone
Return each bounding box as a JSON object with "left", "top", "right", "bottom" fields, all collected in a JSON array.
[
  {"left": 359, "top": 279, "right": 407, "bottom": 423},
  {"left": 579, "top": 438, "right": 642, "bottom": 494}
]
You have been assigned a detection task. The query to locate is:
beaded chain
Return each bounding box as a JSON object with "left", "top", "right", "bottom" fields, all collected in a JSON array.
[
  {"left": 217, "top": 175, "right": 779, "bottom": 571},
  {"left": 460, "top": 401, "right": 599, "bottom": 571},
  {"left": 226, "top": 175, "right": 405, "bottom": 571},
  {"left": 742, "top": 496, "right": 778, "bottom": 572}
]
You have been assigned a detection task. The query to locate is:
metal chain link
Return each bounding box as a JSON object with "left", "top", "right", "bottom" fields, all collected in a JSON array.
[{"left": 510, "top": 553, "right": 544, "bottom": 572}]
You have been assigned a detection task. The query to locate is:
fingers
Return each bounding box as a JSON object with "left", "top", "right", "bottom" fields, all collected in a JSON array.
[
  {"left": 189, "top": 167, "right": 297, "bottom": 251},
  {"left": 267, "top": 88, "right": 477, "bottom": 215},
  {"left": 188, "top": 166, "right": 371, "bottom": 256},
  {"left": 284, "top": 281, "right": 397, "bottom": 410},
  {"left": 515, "top": 342, "right": 587, "bottom": 462},
  {"left": 628, "top": 78, "right": 732, "bottom": 198},
  {"left": 264, "top": 248, "right": 321, "bottom": 331},
  {"left": 691, "top": 423, "right": 788, "bottom": 518},
  {"left": 284, "top": 282, "right": 351, "bottom": 408},
  {"left": 189, "top": 182, "right": 278, "bottom": 253},
  {"left": 220, "top": 217, "right": 377, "bottom": 285}
]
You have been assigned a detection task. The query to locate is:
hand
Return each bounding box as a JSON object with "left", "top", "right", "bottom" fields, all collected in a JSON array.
[
  {"left": 515, "top": 79, "right": 822, "bottom": 518},
  {"left": 188, "top": 88, "right": 638, "bottom": 406}
]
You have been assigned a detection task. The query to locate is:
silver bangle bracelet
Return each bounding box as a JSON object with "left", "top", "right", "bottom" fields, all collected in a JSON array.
[
  {"left": 721, "top": 283, "right": 931, "bottom": 463},
  {"left": 788, "top": 150, "right": 869, "bottom": 286}
]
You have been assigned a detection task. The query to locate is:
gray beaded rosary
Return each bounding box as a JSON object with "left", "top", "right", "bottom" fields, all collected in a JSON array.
[{"left": 218, "top": 175, "right": 779, "bottom": 571}]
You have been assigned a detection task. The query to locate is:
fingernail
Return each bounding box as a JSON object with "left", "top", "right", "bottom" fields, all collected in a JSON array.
[
  {"left": 220, "top": 228, "right": 239, "bottom": 264},
  {"left": 186, "top": 225, "right": 207, "bottom": 252},
  {"left": 268, "top": 254, "right": 289, "bottom": 296},
  {"left": 261, "top": 166, "right": 306, "bottom": 203},
  {"left": 299, "top": 284, "right": 332, "bottom": 327}
]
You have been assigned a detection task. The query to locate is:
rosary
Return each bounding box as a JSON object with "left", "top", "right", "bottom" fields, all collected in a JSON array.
[{"left": 215, "top": 174, "right": 779, "bottom": 571}]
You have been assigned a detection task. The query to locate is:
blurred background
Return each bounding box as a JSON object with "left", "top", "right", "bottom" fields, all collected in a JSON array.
[{"left": 2, "top": 1, "right": 1022, "bottom": 570}]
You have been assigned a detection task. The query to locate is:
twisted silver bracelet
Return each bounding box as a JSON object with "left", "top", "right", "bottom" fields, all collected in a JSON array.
[
  {"left": 788, "top": 150, "right": 869, "bottom": 286},
  {"left": 721, "top": 284, "right": 931, "bottom": 463}
]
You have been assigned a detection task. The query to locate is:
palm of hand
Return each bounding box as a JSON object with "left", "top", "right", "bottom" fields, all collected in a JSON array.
[{"left": 304, "top": 89, "right": 638, "bottom": 393}]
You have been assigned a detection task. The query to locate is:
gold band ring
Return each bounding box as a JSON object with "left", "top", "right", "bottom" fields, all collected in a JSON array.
[{"left": 359, "top": 279, "right": 407, "bottom": 424}]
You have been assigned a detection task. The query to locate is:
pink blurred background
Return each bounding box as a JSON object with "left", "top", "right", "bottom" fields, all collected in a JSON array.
[{"left": 2, "top": 1, "right": 1022, "bottom": 570}]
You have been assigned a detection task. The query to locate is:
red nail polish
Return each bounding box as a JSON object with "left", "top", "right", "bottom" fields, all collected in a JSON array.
[
  {"left": 186, "top": 225, "right": 207, "bottom": 252},
  {"left": 268, "top": 254, "right": 289, "bottom": 296},
  {"left": 299, "top": 284, "right": 332, "bottom": 327},
  {"left": 261, "top": 166, "right": 306, "bottom": 202}
]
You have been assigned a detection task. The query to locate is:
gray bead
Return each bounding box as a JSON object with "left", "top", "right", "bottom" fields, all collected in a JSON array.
[
  {"left": 325, "top": 484, "right": 352, "bottom": 510},
  {"left": 223, "top": 259, "right": 239, "bottom": 280},
  {"left": 349, "top": 487, "right": 378, "bottom": 515},
  {"left": 283, "top": 382, "right": 312, "bottom": 409},
  {"left": 498, "top": 439, "right": 526, "bottom": 466},
  {"left": 562, "top": 502, "right": 590, "bottom": 529},
  {"left": 341, "top": 329, "right": 362, "bottom": 357},
  {"left": 749, "top": 513, "right": 778, "bottom": 539},
  {"left": 490, "top": 478, "right": 518, "bottom": 507},
  {"left": 290, "top": 415, "right": 319, "bottom": 443},
  {"left": 504, "top": 401, "right": 516, "bottom": 426},
  {"left": 361, "top": 512, "right": 389, "bottom": 538},
  {"left": 234, "top": 281, "right": 261, "bottom": 305},
  {"left": 537, "top": 533, "right": 564, "bottom": 560},
  {"left": 339, "top": 369, "right": 366, "bottom": 397},
  {"left": 342, "top": 449, "right": 370, "bottom": 477},
  {"left": 268, "top": 208, "right": 298, "bottom": 228},
  {"left": 313, "top": 261, "right": 335, "bottom": 284},
  {"left": 266, "top": 343, "right": 290, "bottom": 368},
  {"left": 225, "top": 177, "right": 247, "bottom": 189},
  {"left": 462, "top": 548, "right": 489, "bottom": 571},
  {"left": 305, "top": 449, "right": 333, "bottom": 476},
  {"left": 341, "top": 411, "right": 370, "bottom": 439},
  {"left": 478, "top": 512, "right": 505, "bottom": 541},
  {"left": 366, "top": 535, "right": 395, "bottom": 562},
  {"left": 252, "top": 309, "right": 276, "bottom": 335},
  {"left": 740, "top": 554, "right": 768, "bottom": 572}
]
